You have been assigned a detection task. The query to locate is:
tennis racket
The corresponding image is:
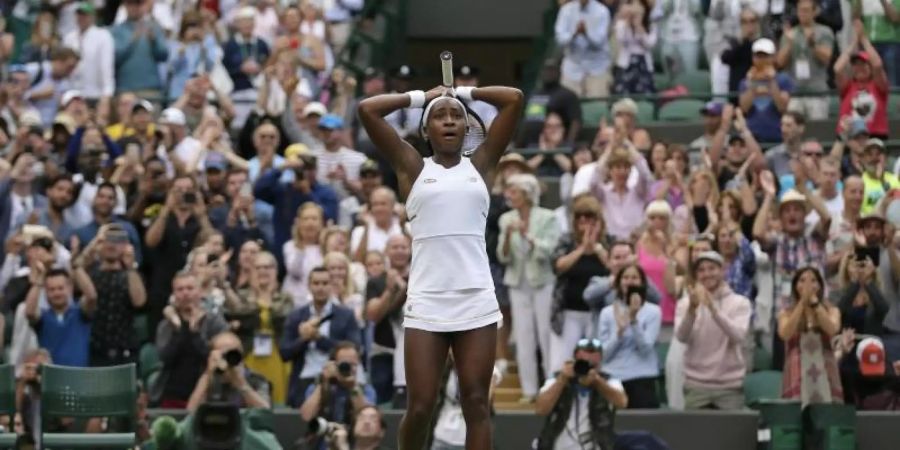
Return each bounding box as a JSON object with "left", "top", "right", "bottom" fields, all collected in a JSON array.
[{"left": 439, "top": 51, "right": 487, "bottom": 156}]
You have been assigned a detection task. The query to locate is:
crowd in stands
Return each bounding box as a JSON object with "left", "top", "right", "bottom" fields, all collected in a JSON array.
[{"left": 0, "top": 0, "right": 899, "bottom": 448}]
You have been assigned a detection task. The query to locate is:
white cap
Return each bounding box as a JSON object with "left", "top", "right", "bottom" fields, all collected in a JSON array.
[
  {"left": 302, "top": 102, "right": 327, "bottom": 118},
  {"left": 159, "top": 107, "right": 187, "bottom": 126},
  {"left": 752, "top": 38, "right": 776, "bottom": 55},
  {"left": 233, "top": 6, "right": 257, "bottom": 22},
  {"left": 60, "top": 90, "right": 84, "bottom": 108}
]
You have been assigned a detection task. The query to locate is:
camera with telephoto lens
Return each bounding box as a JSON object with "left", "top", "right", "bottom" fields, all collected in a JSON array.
[
  {"left": 337, "top": 361, "right": 353, "bottom": 378},
  {"left": 306, "top": 416, "right": 344, "bottom": 440},
  {"left": 193, "top": 349, "right": 245, "bottom": 450},
  {"left": 573, "top": 359, "right": 593, "bottom": 377}
]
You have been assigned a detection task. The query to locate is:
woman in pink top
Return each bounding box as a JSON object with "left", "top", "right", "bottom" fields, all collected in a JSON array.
[{"left": 636, "top": 200, "right": 678, "bottom": 328}]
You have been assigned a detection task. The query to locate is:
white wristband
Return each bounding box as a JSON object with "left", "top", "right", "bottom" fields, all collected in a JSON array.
[
  {"left": 406, "top": 90, "right": 426, "bottom": 108},
  {"left": 455, "top": 86, "right": 475, "bottom": 102}
]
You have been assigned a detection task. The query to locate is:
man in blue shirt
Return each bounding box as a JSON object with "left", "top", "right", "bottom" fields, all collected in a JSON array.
[
  {"left": 299, "top": 341, "right": 376, "bottom": 436},
  {"left": 72, "top": 182, "right": 142, "bottom": 265},
  {"left": 738, "top": 38, "right": 794, "bottom": 144},
  {"left": 24, "top": 267, "right": 95, "bottom": 367}
]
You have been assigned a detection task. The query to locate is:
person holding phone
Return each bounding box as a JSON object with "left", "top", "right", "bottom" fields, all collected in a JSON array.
[{"left": 597, "top": 264, "right": 662, "bottom": 408}]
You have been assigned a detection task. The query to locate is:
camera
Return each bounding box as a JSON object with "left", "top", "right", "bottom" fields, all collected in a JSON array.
[
  {"left": 194, "top": 365, "right": 242, "bottom": 450},
  {"left": 219, "top": 349, "right": 243, "bottom": 371},
  {"left": 573, "top": 359, "right": 592, "bottom": 377},
  {"left": 183, "top": 192, "right": 197, "bottom": 204},
  {"left": 337, "top": 361, "right": 353, "bottom": 378},
  {"left": 307, "top": 417, "right": 341, "bottom": 438}
]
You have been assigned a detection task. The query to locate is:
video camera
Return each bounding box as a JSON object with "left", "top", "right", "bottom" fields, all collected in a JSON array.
[{"left": 193, "top": 349, "right": 244, "bottom": 450}]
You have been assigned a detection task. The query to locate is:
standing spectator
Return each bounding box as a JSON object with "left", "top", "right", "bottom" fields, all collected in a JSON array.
[
  {"left": 778, "top": 267, "right": 843, "bottom": 404},
  {"left": 282, "top": 202, "right": 325, "bottom": 305},
  {"left": 18, "top": 7, "right": 59, "bottom": 64},
  {"left": 72, "top": 182, "right": 143, "bottom": 264},
  {"left": 324, "top": 252, "right": 365, "bottom": 326},
  {"left": 166, "top": 11, "right": 221, "bottom": 102},
  {"left": 106, "top": 96, "right": 156, "bottom": 142},
  {"left": 321, "top": 0, "right": 363, "bottom": 55},
  {"left": 584, "top": 241, "right": 666, "bottom": 309},
  {"left": 299, "top": 0, "right": 327, "bottom": 40},
  {"left": 339, "top": 159, "right": 384, "bottom": 229},
  {"left": 63, "top": 2, "right": 114, "bottom": 126},
  {"left": 721, "top": 9, "right": 763, "bottom": 100},
  {"left": 111, "top": 0, "right": 169, "bottom": 96},
  {"left": 690, "top": 102, "right": 724, "bottom": 151},
  {"left": 658, "top": 0, "right": 703, "bottom": 76},
  {"left": 222, "top": 7, "right": 270, "bottom": 128},
  {"left": 454, "top": 65, "right": 499, "bottom": 127},
  {"left": 835, "top": 22, "right": 889, "bottom": 138},
  {"left": 705, "top": 1, "right": 745, "bottom": 96},
  {"left": 554, "top": 0, "right": 613, "bottom": 98},
  {"left": 714, "top": 222, "right": 757, "bottom": 300},
  {"left": 72, "top": 224, "right": 146, "bottom": 367},
  {"left": 549, "top": 195, "right": 610, "bottom": 373},
  {"left": 36, "top": 174, "right": 76, "bottom": 242},
  {"left": 22, "top": 47, "right": 80, "bottom": 126},
  {"left": 765, "top": 111, "right": 807, "bottom": 180},
  {"left": 497, "top": 173, "right": 561, "bottom": 402},
  {"left": 613, "top": 2, "right": 658, "bottom": 95},
  {"left": 589, "top": 145, "right": 653, "bottom": 241},
  {"left": 836, "top": 252, "right": 889, "bottom": 337},
  {"left": 152, "top": 272, "right": 228, "bottom": 407},
  {"left": 739, "top": 38, "right": 794, "bottom": 144},
  {"left": 776, "top": 0, "right": 834, "bottom": 120},
  {"left": 281, "top": 267, "right": 361, "bottom": 407},
  {"left": 0, "top": 154, "right": 49, "bottom": 267},
  {"left": 597, "top": 264, "right": 663, "bottom": 408},
  {"left": 637, "top": 201, "right": 679, "bottom": 328},
  {"left": 526, "top": 112, "right": 573, "bottom": 177},
  {"left": 365, "top": 235, "right": 411, "bottom": 406},
  {"left": 860, "top": 138, "right": 900, "bottom": 213},
  {"left": 521, "top": 59, "right": 583, "bottom": 146},
  {"left": 24, "top": 268, "right": 95, "bottom": 367},
  {"left": 676, "top": 252, "right": 752, "bottom": 410},
  {"left": 350, "top": 187, "right": 404, "bottom": 263},
  {"left": 856, "top": 0, "right": 900, "bottom": 85},
  {"left": 226, "top": 251, "right": 294, "bottom": 405},
  {"left": 144, "top": 176, "right": 214, "bottom": 339},
  {"left": 311, "top": 114, "right": 367, "bottom": 200}
]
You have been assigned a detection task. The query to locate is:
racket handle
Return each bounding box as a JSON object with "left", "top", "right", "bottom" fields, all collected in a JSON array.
[{"left": 440, "top": 51, "right": 454, "bottom": 88}]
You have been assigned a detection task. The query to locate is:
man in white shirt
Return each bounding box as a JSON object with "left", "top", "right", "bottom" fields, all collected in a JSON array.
[
  {"left": 63, "top": 3, "right": 114, "bottom": 125},
  {"left": 350, "top": 187, "right": 405, "bottom": 261},
  {"left": 311, "top": 114, "right": 367, "bottom": 200},
  {"left": 554, "top": 0, "right": 612, "bottom": 98},
  {"left": 322, "top": 0, "right": 364, "bottom": 55}
]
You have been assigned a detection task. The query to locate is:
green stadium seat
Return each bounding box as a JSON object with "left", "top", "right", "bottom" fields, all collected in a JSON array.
[
  {"left": 755, "top": 400, "right": 803, "bottom": 450},
  {"left": 654, "top": 73, "right": 673, "bottom": 91},
  {"left": 635, "top": 100, "right": 656, "bottom": 123},
  {"left": 829, "top": 96, "right": 841, "bottom": 118},
  {"left": 674, "top": 71, "right": 711, "bottom": 93},
  {"left": 133, "top": 314, "right": 149, "bottom": 345},
  {"left": 40, "top": 364, "right": 137, "bottom": 448},
  {"left": 139, "top": 343, "right": 161, "bottom": 384},
  {"left": 581, "top": 100, "right": 608, "bottom": 126},
  {"left": 658, "top": 99, "right": 706, "bottom": 121},
  {"left": 743, "top": 370, "right": 783, "bottom": 407},
  {"left": 0, "top": 365, "right": 17, "bottom": 448},
  {"left": 754, "top": 345, "right": 773, "bottom": 372}
]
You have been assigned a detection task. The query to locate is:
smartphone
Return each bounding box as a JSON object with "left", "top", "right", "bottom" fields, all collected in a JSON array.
[
  {"left": 855, "top": 246, "right": 881, "bottom": 267},
  {"left": 239, "top": 182, "right": 252, "bottom": 197},
  {"left": 692, "top": 206, "right": 709, "bottom": 233},
  {"left": 626, "top": 286, "right": 643, "bottom": 304},
  {"left": 183, "top": 192, "right": 197, "bottom": 204}
]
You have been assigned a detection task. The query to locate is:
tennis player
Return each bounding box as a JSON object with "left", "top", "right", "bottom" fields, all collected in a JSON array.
[{"left": 358, "top": 81, "right": 522, "bottom": 449}]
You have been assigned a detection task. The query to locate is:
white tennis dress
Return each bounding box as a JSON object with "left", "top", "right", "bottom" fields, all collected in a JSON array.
[{"left": 403, "top": 156, "right": 502, "bottom": 332}]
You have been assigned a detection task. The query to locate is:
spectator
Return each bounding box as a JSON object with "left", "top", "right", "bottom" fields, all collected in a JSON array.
[
  {"left": 223, "top": 6, "right": 270, "bottom": 124},
  {"left": 35, "top": 174, "right": 76, "bottom": 242},
  {"left": 24, "top": 268, "right": 94, "bottom": 367},
  {"left": 658, "top": 0, "right": 703, "bottom": 76},
  {"left": 672, "top": 170, "right": 720, "bottom": 235},
  {"left": 597, "top": 264, "right": 663, "bottom": 408},
  {"left": 554, "top": 0, "right": 613, "bottom": 98},
  {"left": 339, "top": 159, "right": 384, "bottom": 229},
  {"left": 498, "top": 173, "right": 561, "bottom": 402},
  {"left": 860, "top": 138, "right": 900, "bottom": 213},
  {"left": 300, "top": 340, "right": 376, "bottom": 446},
  {"left": 689, "top": 102, "right": 724, "bottom": 151},
  {"left": 588, "top": 145, "right": 653, "bottom": 240},
  {"left": 549, "top": 195, "right": 610, "bottom": 372},
  {"left": 825, "top": 176, "right": 865, "bottom": 281},
  {"left": 454, "top": 65, "right": 499, "bottom": 127},
  {"left": 584, "top": 240, "right": 665, "bottom": 309},
  {"left": 281, "top": 267, "right": 361, "bottom": 407},
  {"left": 324, "top": 251, "right": 365, "bottom": 326},
  {"left": 535, "top": 339, "right": 628, "bottom": 449},
  {"left": 835, "top": 24, "right": 889, "bottom": 138},
  {"left": 0, "top": 154, "right": 49, "bottom": 267},
  {"left": 312, "top": 114, "right": 367, "bottom": 199},
  {"left": 232, "top": 239, "right": 263, "bottom": 291},
  {"left": 809, "top": 156, "right": 845, "bottom": 226},
  {"left": 521, "top": 59, "right": 583, "bottom": 146},
  {"left": 777, "top": 267, "right": 843, "bottom": 405},
  {"left": 185, "top": 331, "right": 271, "bottom": 411},
  {"left": 246, "top": 122, "right": 284, "bottom": 183},
  {"left": 72, "top": 182, "right": 143, "bottom": 264},
  {"left": 282, "top": 202, "right": 325, "bottom": 305},
  {"left": 430, "top": 356, "right": 503, "bottom": 450},
  {"left": 106, "top": 96, "right": 156, "bottom": 142},
  {"left": 526, "top": 112, "right": 573, "bottom": 178},
  {"left": 613, "top": 1, "right": 658, "bottom": 95},
  {"left": 709, "top": 4, "right": 751, "bottom": 96},
  {"left": 21, "top": 47, "right": 80, "bottom": 126},
  {"left": 111, "top": 0, "right": 169, "bottom": 95},
  {"left": 63, "top": 2, "right": 114, "bottom": 126},
  {"left": 775, "top": 0, "right": 834, "bottom": 120},
  {"left": 676, "top": 251, "right": 752, "bottom": 410},
  {"left": 836, "top": 251, "right": 888, "bottom": 337},
  {"left": 739, "top": 38, "right": 794, "bottom": 144},
  {"left": 651, "top": 146, "right": 690, "bottom": 210},
  {"left": 327, "top": 405, "right": 389, "bottom": 450},
  {"left": 210, "top": 168, "right": 272, "bottom": 249},
  {"left": 299, "top": 0, "right": 327, "bottom": 41},
  {"left": 152, "top": 272, "right": 228, "bottom": 407},
  {"left": 225, "top": 251, "right": 293, "bottom": 405},
  {"left": 637, "top": 201, "right": 679, "bottom": 328},
  {"left": 365, "top": 234, "right": 411, "bottom": 406},
  {"left": 714, "top": 221, "right": 756, "bottom": 300},
  {"left": 72, "top": 223, "right": 146, "bottom": 367},
  {"left": 18, "top": 7, "right": 59, "bottom": 64},
  {"left": 350, "top": 187, "right": 404, "bottom": 263},
  {"left": 856, "top": 2, "right": 900, "bottom": 86},
  {"left": 321, "top": 0, "right": 363, "bottom": 55},
  {"left": 766, "top": 111, "right": 807, "bottom": 180},
  {"left": 145, "top": 175, "right": 215, "bottom": 339},
  {"left": 1, "top": 67, "right": 41, "bottom": 134},
  {"left": 166, "top": 11, "right": 221, "bottom": 102}
]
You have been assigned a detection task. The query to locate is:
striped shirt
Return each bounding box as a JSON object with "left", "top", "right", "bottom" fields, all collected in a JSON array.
[{"left": 310, "top": 146, "right": 367, "bottom": 199}]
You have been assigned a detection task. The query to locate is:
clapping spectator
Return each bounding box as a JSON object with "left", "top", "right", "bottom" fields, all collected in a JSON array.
[
  {"left": 775, "top": 0, "right": 834, "bottom": 120},
  {"left": 21, "top": 47, "right": 80, "bottom": 126},
  {"left": 720, "top": 9, "right": 762, "bottom": 99},
  {"left": 612, "top": 1, "right": 657, "bottom": 95},
  {"left": 658, "top": 0, "right": 703, "bottom": 76},
  {"left": 19, "top": 7, "right": 60, "bottom": 64},
  {"left": 324, "top": 252, "right": 365, "bottom": 326},
  {"left": 24, "top": 267, "right": 95, "bottom": 367},
  {"left": 526, "top": 112, "right": 573, "bottom": 177},
  {"left": 836, "top": 251, "right": 888, "bottom": 337},
  {"left": 111, "top": 0, "right": 169, "bottom": 96},
  {"left": 636, "top": 201, "right": 679, "bottom": 328},
  {"left": 554, "top": 0, "right": 613, "bottom": 98},
  {"left": 835, "top": 21, "right": 889, "bottom": 139},
  {"left": 350, "top": 187, "right": 404, "bottom": 263},
  {"left": 713, "top": 222, "right": 756, "bottom": 300},
  {"left": 739, "top": 39, "right": 794, "bottom": 144},
  {"left": 282, "top": 202, "right": 325, "bottom": 305},
  {"left": 588, "top": 144, "right": 653, "bottom": 240},
  {"left": 63, "top": 2, "right": 114, "bottom": 126},
  {"left": 223, "top": 7, "right": 270, "bottom": 126},
  {"left": 231, "top": 239, "right": 263, "bottom": 291},
  {"left": 166, "top": 11, "right": 222, "bottom": 102}
]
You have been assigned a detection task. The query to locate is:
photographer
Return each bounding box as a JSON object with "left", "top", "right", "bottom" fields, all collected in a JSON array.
[
  {"left": 186, "top": 331, "right": 271, "bottom": 412},
  {"left": 535, "top": 339, "right": 628, "bottom": 450},
  {"left": 300, "top": 342, "right": 376, "bottom": 443},
  {"left": 323, "top": 405, "right": 388, "bottom": 450}
]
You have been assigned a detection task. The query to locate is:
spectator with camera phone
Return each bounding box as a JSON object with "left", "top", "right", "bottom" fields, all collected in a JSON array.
[
  {"left": 71, "top": 181, "right": 143, "bottom": 264},
  {"left": 72, "top": 222, "right": 146, "bottom": 367},
  {"left": 152, "top": 272, "right": 228, "bottom": 408},
  {"left": 598, "top": 263, "right": 662, "bottom": 408},
  {"left": 584, "top": 240, "right": 663, "bottom": 309},
  {"left": 676, "top": 251, "right": 752, "bottom": 410},
  {"left": 186, "top": 331, "right": 271, "bottom": 412},
  {"left": 535, "top": 338, "right": 627, "bottom": 450},
  {"left": 300, "top": 341, "right": 376, "bottom": 437},
  {"left": 24, "top": 267, "right": 95, "bottom": 367},
  {"left": 282, "top": 267, "right": 361, "bottom": 407}
]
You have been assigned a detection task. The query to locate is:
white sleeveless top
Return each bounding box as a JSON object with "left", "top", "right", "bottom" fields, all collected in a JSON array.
[{"left": 403, "top": 157, "right": 500, "bottom": 332}]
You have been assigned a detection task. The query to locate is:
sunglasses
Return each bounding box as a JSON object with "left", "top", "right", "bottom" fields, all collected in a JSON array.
[{"left": 575, "top": 338, "right": 601, "bottom": 352}]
